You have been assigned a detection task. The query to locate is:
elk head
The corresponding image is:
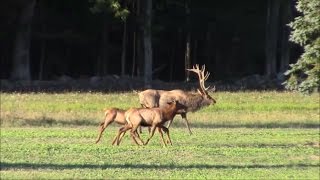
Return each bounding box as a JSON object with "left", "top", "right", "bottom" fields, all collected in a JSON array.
[
  {"left": 186, "top": 64, "right": 216, "bottom": 105},
  {"left": 166, "top": 100, "right": 187, "bottom": 113}
]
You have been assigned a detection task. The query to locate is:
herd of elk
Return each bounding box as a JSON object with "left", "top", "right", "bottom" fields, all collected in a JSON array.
[
  {"left": 95, "top": 64, "right": 216, "bottom": 146},
  {"left": 138, "top": 64, "right": 216, "bottom": 134}
]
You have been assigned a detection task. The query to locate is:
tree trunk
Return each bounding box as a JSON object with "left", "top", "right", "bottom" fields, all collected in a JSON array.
[
  {"left": 121, "top": 20, "right": 127, "bottom": 76},
  {"left": 136, "top": 0, "right": 143, "bottom": 78},
  {"left": 143, "top": 0, "right": 153, "bottom": 88},
  {"left": 185, "top": 33, "right": 191, "bottom": 82},
  {"left": 11, "top": 0, "right": 36, "bottom": 80},
  {"left": 265, "top": 0, "right": 280, "bottom": 78},
  {"left": 39, "top": 34, "right": 46, "bottom": 80},
  {"left": 169, "top": 45, "right": 175, "bottom": 81},
  {"left": 38, "top": 22, "right": 46, "bottom": 80},
  {"left": 192, "top": 39, "right": 198, "bottom": 68},
  {"left": 206, "top": 28, "right": 212, "bottom": 63},
  {"left": 132, "top": 0, "right": 138, "bottom": 77},
  {"left": 97, "top": 18, "right": 109, "bottom": 76},
  {"left": 184, "top": 0, "right": 191, "bottom": 82},
  {"left": 137, "top": 31, "right": 143, "bottom": 77},
  {"left": 132, "top": 29, "right": 136, "bottom": 77},
  {"left": 280, "top": 0, "right": 292, "bottom": 73}
]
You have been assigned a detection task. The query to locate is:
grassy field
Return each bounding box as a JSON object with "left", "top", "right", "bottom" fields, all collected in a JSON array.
[{"left": 1, "top": 91, "right": 319, "bottom": 179}]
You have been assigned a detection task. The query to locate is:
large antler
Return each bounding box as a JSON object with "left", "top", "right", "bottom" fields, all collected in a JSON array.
[{"left": 186, "top": 64, "right": 211, "bottom": 95}]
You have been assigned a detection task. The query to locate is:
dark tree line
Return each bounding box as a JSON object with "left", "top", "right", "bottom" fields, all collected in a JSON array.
[{"left": 0, "top": 0, "right": 301, "bottom": 87}]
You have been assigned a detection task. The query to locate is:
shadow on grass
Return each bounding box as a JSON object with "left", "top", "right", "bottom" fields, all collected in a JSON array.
[
  {"left": 2, "top": 117, "right": 319, "bottom": 129},
  {"left": 2, "top": 118, "right": 98, "bottom": 127},
  {"left": 173, "top": 121, "right": 320, "bottom": 129},
  {"left": 1, "top": 162, "right": 319, "bottom": 170}
]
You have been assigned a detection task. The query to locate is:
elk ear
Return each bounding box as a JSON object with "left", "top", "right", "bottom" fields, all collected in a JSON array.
[{"left": 167, "top": 99, "right": 177, "bottom": 105}]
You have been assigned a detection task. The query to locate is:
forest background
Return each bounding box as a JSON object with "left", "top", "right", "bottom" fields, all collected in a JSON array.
[{"left": 0, "top": 0, "right": 318, "bottom": 92}]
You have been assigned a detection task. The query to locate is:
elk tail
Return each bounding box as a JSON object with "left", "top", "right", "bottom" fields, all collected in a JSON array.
[{"left": 98, "top": 109, "right": 110, "bottom": 127}]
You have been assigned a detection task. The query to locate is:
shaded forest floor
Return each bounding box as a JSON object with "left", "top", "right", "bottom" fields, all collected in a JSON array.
[{"left": 1, "top": 74, "right": 285, "bottom": 92}]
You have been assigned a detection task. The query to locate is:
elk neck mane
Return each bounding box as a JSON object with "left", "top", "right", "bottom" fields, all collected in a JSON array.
[{"left": 179, "top": 92, "right": 210, "bottom": 112}]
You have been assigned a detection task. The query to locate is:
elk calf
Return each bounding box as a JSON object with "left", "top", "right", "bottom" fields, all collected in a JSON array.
[
  {"left": 95, "top": 108, "right": 126, "bottom": 144},
  {"left": 96, "top": 108, "right": 145, "bottom": 145},
  {"left": 114, "top": 100, "right": 186, "bottom": 146}
]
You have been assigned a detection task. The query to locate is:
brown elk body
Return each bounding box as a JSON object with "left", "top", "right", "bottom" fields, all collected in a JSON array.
[
  {"left": 95, "top": 108, "right": 127, "bottom": 144},
  {"left": 138, "top": 65, "right": 216, "bottom": 135},
  {"left": 96, "top": 108, "right": 147, "bottom": 145},
  {"left": 114, "top": 100, "right": 186, "bottom": 146}
]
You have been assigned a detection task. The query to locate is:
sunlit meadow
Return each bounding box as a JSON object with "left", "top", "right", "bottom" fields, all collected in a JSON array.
[{"left": 1, "top": 91, "right": 319, "bottom": 179}]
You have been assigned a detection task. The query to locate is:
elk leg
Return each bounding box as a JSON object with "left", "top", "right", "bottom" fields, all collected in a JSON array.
[
  {"left": 112, "top": 131, "right": 126, "bottom": 145},
  {"left": 166, "top": 119, "right": 173, "bottom": 129},
  {"left": 181, "top": 113, "right": 192, "bottom": 135},
  {"left": 157, "top": 127, "right": 167, "bottom": 146},
  {"left": 118, "top": 131, "right": 127, "bottom": 144},
  {"left": 130, "top": 131, "right": 141, "bottom": 145},
  {"left": 139, "top": 126, "right": 142, "bottom": 133},
  {"left": 144, "top": 126, "right": 156, "bottom": 145},
  {"left": 113, "top": 128, "right": 123, "bottom": 146},
  {"left": 116, "top": 125, "right": 131, "bottom": 145},
  {"left": 95, "top": 119, "right": 113, "bottom": 143},
  {"left": 127, "top": 124, "right": 143, "bottom": 146},
  {"left": 161, "top": 126, "right": 172, "bottom": 145},
  {"left": 116, "top": 126, "right": 142, "bottom": 145},
  {"left": 131, "top": 125, "right": 145, "bottom": 145},
  {"left": 112, "top": 126, "right": 126, "bottom": 145},
  {"left": 95, "top": 122, "right": 105, "bottom": 144},
  {"left": 134, "top": 130, "right": 145, "bottom": 145}
]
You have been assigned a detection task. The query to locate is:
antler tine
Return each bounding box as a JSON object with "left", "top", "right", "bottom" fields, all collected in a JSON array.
[
  {"left": 201, "top": 64, "right": 206, "bottom": 72},
  {"left": 198, "top": 64, "right": 212, "bottom": 95},
  {"left": 186, "top": 64, "right": 200, "bottom": 73},
  {"left": 195, "top": 64, "right": 200, "bottom": 70},
  {"left": 186, "top": 64, "right": 213, "bottom": 95},
  {"left": 204, "top": 85, "right": 211, "bottom": 91},
  {"left": 204, "top": 72, "right": 210, "bottom": 81},
  {"left": 200, "top": 67, "right": 210, "bottom": 82}
]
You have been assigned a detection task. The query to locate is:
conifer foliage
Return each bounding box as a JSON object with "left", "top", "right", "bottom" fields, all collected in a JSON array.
[{"left": 284, "top": 0, "right": 320, "bottom": 93}]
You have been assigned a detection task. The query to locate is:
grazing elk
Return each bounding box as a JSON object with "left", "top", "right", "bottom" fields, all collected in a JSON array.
[
  {"left": 114, "top": 100, "right": 186, "bottom": 146},
  {"left": 138, "top": 64, "right": 216, "bottom": 135}
]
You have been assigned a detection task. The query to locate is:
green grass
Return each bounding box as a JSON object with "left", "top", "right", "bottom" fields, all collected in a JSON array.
[
  {"left": 0, "top": 91, "right": 319, "bottom": 179},
  {"left": 1, "top": 127, "right": 319, "bottom": 179},
  {"left": 1, "top": 91, "right": 319, "bottom": 128}
]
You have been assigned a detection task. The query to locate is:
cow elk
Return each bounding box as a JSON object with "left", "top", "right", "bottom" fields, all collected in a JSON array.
[
  {"left": 138, "top": 64, "right": 216, "bottom": 135},
  {"left": 114, "top": 100, "right": 186, "bottom": 146}
]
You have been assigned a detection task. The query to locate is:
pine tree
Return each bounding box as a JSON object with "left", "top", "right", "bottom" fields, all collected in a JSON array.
[{"left": 283, "top": 0, "right": 320, "bottom": 94}]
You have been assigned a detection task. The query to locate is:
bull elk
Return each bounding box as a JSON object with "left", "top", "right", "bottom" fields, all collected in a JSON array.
[{"left": 138, "top": 64, "right": 216, "bottom": 135}]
